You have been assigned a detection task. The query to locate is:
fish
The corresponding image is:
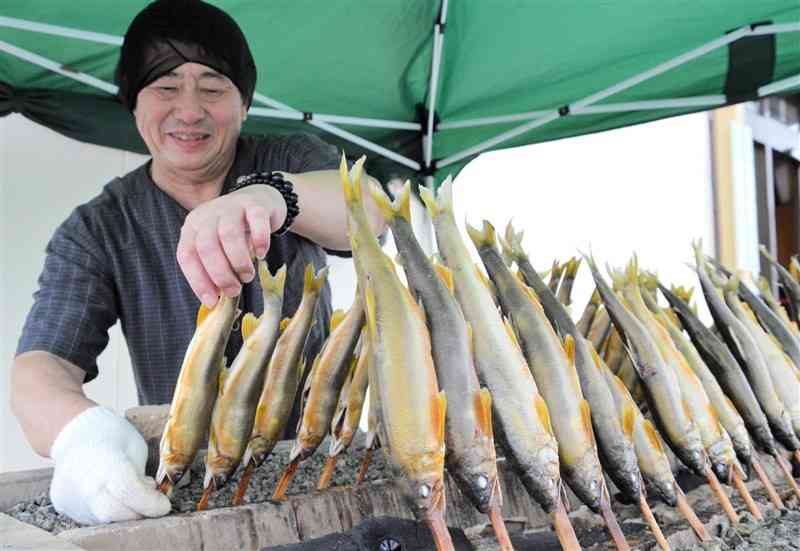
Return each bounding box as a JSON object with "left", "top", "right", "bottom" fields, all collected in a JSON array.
[
  {"left": 157, "top": 293, "right": 240, "bottom": 494},
  {"left": 471, "top": 222, "right": 629, "bottom": 550},
  {"left": 757, "top": 277, "right": 800, "bottom": 336},
  {"left": 760, "top": 245, "right": 800, "bottom": 323},
  {"left": 343, "top": 158, "right": 452, "bottom": 550},
  {"left": 609, "top": 258, "right": 738, "bottom": 523},
  {"left": 724, "top": 278, "right": 800, "bottom": 442},
  {"left": 502, "top": 224, "right": 642, "bottom": 506},
  {"left": 604, "top": 328, "right": 626, "bottom": 374},
  {"left": 577, "top": 289, "right": 602, "bottom": 337},
  {"left": 198, "top": 262, "right": 286, "bottom": 509},
  {"left": 641, "top": 281, "right": 762, "bottom": 520},
  {"left": 420, "top": 179, "right": 579, "bottom": 551},
  {"left": 233, "top": 264, "right": 327, "bottom": 505},
  {"left": 321, "top": 329, "right": 371, "bottom": 490},
  {"left": 557, "top": 257, "right": 582, "bottom": 308},
  {"left": 599, "top": 356, "right": 710, "bottom": 543},
  {"left": 587, "top": 305, "right": 613, "bottom": 353},
  {"left": 691, "top": 241, "right": 800, "bottom": 452},
  {"left": 549, "top": 260, "right": 564, "bottom": 294},
  {"left": 372, "top": 183, "right": 511, "bottom": 548},
  {"left": 272, "top": 286, "right": 365, "bottom": 500},
  {"left": 708, "top": 259, "right": 800, "bottom": 371},
  {"left": 582, "top": 253, "right": 707, "bottom": 478}
]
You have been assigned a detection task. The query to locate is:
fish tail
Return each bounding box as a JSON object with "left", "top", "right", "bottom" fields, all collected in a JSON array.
[
  {"left": 303, "top": 264, "right": 329, "bottom": 295},
  {"left": 624, "top": 254, "right": 640, "bottom": 286},
  {"left": 419, "top": 175, "right": 454, "bottom": 220},
  {"left": 564, "top": 257, "right": 581, "bottom": 279},
  {"left": 465, "top": 219, "right": 497, "bottom": 250},
  {"left": 259, "top": 262, "right": 287, "bottom": 297},
  {"left": 590, "top": 288, "right": 601, "bottom": 305},
  {"left": 340, "top": 154, "right": 366, "bottom": 207},
  {"left": 369, "top": 179, "right": 412, "bottom": 225},
  {"left": 368, "top": 180, "right": 395, "bottom": 223},
  {"left": 431, "top": 259, "right": 455, "bottom": 293}
]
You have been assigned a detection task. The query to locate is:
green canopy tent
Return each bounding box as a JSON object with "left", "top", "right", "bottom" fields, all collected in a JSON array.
[{"left": 1, "top": 1, "right": 799, "bottom": 189}]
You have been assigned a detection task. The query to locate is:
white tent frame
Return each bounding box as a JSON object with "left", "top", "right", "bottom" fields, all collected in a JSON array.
[{"left": 1, "top": 13, "right": 799, "bottom": 178}]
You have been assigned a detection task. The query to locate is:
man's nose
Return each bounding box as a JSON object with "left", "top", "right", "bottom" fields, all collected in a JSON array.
[{"left": 173, "top": 89, "right": 205, "bottom": 124}]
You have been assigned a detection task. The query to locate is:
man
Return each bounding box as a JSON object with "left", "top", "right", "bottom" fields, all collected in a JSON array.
[{"left": 10, "top": 0, "right": 385, "bottom": 526}]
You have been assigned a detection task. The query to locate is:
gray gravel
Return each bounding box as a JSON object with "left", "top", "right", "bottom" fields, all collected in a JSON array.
[{"left": 4, "top": 443, "right": 390, "bottom": 535}]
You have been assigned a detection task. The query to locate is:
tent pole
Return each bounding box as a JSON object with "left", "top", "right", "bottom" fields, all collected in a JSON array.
[
  {"left": 438, "top": 95, "right": 727, "bottom": 130},
  {"left": 423, "top": 0, "right": 449, "bottom": 170},
  {"left": 437, "top": 23, "right": 797, "bottom": 169},
  {"left": 0, "top": 16, "right": 122, "bottom": 45},
  {"left": 759, "top": 74, "right": 800, "bottom": 97},
  {"left": 0, "top": 40, "right": 118, "bottom": 95}
]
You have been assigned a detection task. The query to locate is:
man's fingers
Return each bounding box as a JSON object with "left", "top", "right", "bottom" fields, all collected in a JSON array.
[
  {"left": 106, "top": 462, "right": 172, "bottom": 519},
  {"left": 218, "top": 213, "right": 255, "bottom": 284},
  {"left": 244, "top": 204, "right": 271, "bottom": 260},
  {"left": 195, "top": 223, "right": 241, "bottom": 298},
  {"left": 177, "top": 227, "right": 219, "bottom": 307}
]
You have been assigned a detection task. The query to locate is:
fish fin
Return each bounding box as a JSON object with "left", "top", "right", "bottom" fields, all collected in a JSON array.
[
  {"left": 588, "top": 341, "right": 605, "bottom": 371},
  {"left": 466, "top": 323, "right": 475, "bottom": 358},
  {"left": 622, "top": 404, "right": 635, "bottom": 437},
  {"left": 474, "top": 388, "right": 494, "bottom": 440},
  {"left": 241, "top": 312, "right": 259, "bottom": 341},
  {"left": 502, "top": 317, "right": 522, "bottom": 352},
  {"left": 259, "top": 262, "right": 287, "bottom": 296},
  {"left": 434, "top": 391, "right": 447, "bottom": 447},
  {"left": 297, "top": 357, "right": 307, "bottom": 378},
  {"left": 196, "top": 302, "right": 212, "bottom": 327},
  {"left": 364, "top": 283, "right": 378, "bottom": 341},
  {"left": 432, "top": 261, "right": 455, "bottom": 294},
  {"left": 330, "top": 309, "right": 347, "bottom": 331},
  {"left": 643, "top": 419, "right": 664, "bottom": 452},
  {"left": 218, "top": 364, "right": 229, "bottom": 392},
  {"left": 307, "top": 266, "right": 329, "bottom": 293},
  {"left": 682, "top": 399, "right": 692, "bottom": 421},
  {"left": 580, "top": 399, "right": 596, "bottom": 441},
  {"left": 590, "top": 288, "right": 601, "bottom": 305},
  {"left": 279, "top": 317, "right": 292, "bottom": 332},
  {"left": 475, "top": 264, "right": 495, "bottom": 295},
  {"left": 498, "top": 236, "right": 516, "bottom": 267},
  {"left": 563, "top": 334, "right": 576, "bottom": 365},
  {"left": 535, "top": 394, "right": 554, "bottom": 436},
  {"left": 437, "top": 175, "right": 455, "bottom": 213},
  {"left": 564, "top": 257, "right": 581, "bottom": 279},
  {"left": 367, "top": 180, "right": 395, "bottom": 222}
]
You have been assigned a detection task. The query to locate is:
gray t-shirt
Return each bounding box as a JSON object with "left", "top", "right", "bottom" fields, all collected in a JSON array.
[{"left": 17, "top": 133, "right": 341, "bottom": 409}]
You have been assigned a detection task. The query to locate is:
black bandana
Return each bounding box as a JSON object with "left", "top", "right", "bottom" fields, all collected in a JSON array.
[{"left": 115, "top": 0, "right": 257, "bottom": 111}]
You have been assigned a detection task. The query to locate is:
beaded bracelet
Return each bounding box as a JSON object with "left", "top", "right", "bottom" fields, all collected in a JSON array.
[{"left": 230, "top": 172, "right": 300, "bottom": 235}]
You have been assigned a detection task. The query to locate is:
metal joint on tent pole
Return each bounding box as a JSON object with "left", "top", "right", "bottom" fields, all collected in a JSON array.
[
  {"left": 303, "top": 112, "right": 313, "bottom": 122},
  {"left": 416, "top": 103, "right": 440, "bottom": 134},
  {"left": 420, "top": 160, "right": 438, "bottom": 177},
  {"left": 558, "top": 105, "right": 570, "bottom": 117}
]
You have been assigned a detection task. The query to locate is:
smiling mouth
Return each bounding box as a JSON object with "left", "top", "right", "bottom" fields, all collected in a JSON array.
[{"left": 167, "top": 132, "right": 211, "bottom": 143}]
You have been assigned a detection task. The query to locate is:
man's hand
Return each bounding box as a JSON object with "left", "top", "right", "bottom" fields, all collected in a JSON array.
[
  {"left": 49, "top": 407, "right": 171, "bottom": 525},
  {"left": 177, "top": 185, "right": 287, "bottom": 307}
]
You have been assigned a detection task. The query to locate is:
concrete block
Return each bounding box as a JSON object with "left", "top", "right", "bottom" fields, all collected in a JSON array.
[
  {"left": 124, "top": 404, "right": 169, "bottom": 441},
  {"left": 0, "top": 468, "right": 54, "bottom": 511},
  {"left": 0, "top": 512, "right": 84, "bottom": 550}
]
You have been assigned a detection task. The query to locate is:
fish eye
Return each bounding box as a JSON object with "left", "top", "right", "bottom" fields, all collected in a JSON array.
[
  {"left": 419, "top": 484, "right": 431, "bottom": 498},
  {"left": 476, "top": 475, "right": 489, "bottom": 489}
]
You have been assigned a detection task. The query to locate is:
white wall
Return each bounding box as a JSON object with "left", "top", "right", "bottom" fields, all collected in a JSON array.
[
  {"left": 2, "top": 111, "right": 715, "bottom": 474},
  {"left": 451, "top": 112, "right": 716, "bottom": 322}
]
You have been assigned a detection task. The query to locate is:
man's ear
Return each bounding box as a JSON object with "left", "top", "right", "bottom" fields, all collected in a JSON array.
[{"left": 241, "top": 104, "right": 248, "bottom": 122}]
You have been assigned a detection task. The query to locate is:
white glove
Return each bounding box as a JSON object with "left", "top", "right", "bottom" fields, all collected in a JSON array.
[{"left": 49, "top": 406, "right": 172, "bottom": 525}]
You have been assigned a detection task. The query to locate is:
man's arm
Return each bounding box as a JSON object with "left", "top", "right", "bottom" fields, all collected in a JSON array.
[
  {"left": 280, "top": 168, "right": 386, "bottom": 251},
  {"left": 11, "top": 351, "right": 95, "bottom": 457}
]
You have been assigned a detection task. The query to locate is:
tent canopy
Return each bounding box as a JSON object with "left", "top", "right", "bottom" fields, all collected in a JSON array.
[{"left": 1, "top": 1, "right": 799, "bottom": 187}]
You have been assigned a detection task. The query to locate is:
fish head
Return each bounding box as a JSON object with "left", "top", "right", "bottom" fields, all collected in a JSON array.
[
  {"left": 156, "top": 453, "right": 192, "bottom": 488},
  {"left": 647, "top": 476, "right": 678, "bottom": 507},
  {"left": 452, "top": 461, "right": 501, "bottom": 514},
  {"left": 204, "top": 456, "right": 238, "bottom": 491},
  {"left": 397, "top": 470, "right": 446, "bottom": 521},
  {"left": 711, "top": 460, "right": 732, "bottom": 484}
]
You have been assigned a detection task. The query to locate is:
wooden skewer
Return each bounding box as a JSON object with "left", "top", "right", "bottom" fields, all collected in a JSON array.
[
  {"left": 704, "top": 466, "right": 739, "bottom": 525},
  {"left": 197, "top": 483, "right": 213, "bottom": 511},
  {"left": 355, "top": 448, "right": 373, "bottom": 485},
  {"left": 157, "top": 479, "right": 174, "bottom": 497},
  {"left": 317, "top": 455, "right": 338, "bottom": 491},
  {"left": 751, "top": 456, "right": 785, "bottom": 510},
  {"left": 731, "top": 467, "right": 763, "bottom": 520},
  {"left": 675, "top": 483, "right": 710, "bottom": 542},
  {"left": 232, "top": 462, "right": 255, "bottom": 506},
  {"left": 549, "top": 498, "right": 583, "bottom": 551},
  {"left": 487, "top": 506, "right": 515, "bottom": 551},
  {"left": 638, "top": 493, "right": 671, "bottom": 551},
  {"left": 272, "top": 458, "right": 300, "bottom": 501},
  {"left": 774, "top": 454, "right": 800, "bottom": 499},
  {"left": 599, "top": 492, "right": 630, "bottom": 551},
  {"left": 425, "top": 511, "right": 456, "bottom": 551}
]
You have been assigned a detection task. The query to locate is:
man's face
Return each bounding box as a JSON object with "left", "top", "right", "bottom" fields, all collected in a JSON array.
[{"left": 134, "top": 62, "right": 248, "bottom": 179}]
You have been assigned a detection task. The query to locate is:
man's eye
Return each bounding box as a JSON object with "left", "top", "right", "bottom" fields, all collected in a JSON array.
[
  {"left": 157, "top": 86, "right": 177, "bottom": 92},
  {"left": 202, "top": 89, "right": 224, "bottom": 96}
]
